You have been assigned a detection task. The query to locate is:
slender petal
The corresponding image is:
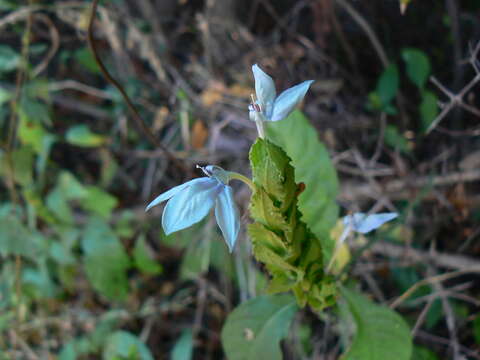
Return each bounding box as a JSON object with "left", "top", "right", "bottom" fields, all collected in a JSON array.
[
  {"left": 343, "top": 212, "right": 398, "bottom": 234},
  {"left": 270, "top": 80, "right": 314, "bottom": 121},
  {"left": 145, "top": 177, "right": 211, "bottom": 212},
  {"left": 215, "top": 186, "right": 240, "bottom": 252},
  {"left": 252, "top": 64, "right": 276, "bottom": 107},
  {"left": 162, "top": 179, "right": 222, "bottom": 234}
]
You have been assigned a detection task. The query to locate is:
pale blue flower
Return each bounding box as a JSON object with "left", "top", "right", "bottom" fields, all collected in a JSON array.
[
  {"left": 249, "top": 64, "right": 314, "bottom": 122},
  {"left": 342, "top": 212, "right": 398, "bottom": 234},
  {"left": 146, "top": 165, "right": 240, "bottom": 252}
]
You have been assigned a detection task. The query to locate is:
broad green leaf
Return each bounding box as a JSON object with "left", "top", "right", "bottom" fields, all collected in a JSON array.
[
  {"left": 22, "top": 265, "right": 58, "bottom": 299},
  {"left": 221, "top": 294, "right": 298, "bottom": 360},
  {"left": 384, "top": 125, "right": 411, "bottom": 154},
  {"left": 133, "top": 235, "right": 162, "bottom": 275},
  {"left": 340, "top": 287, "right": 412, "bottom": 360},
  {"left": 49, "top": 241, "right": 76, "bottom": 266},
  {"left": 377, "top": 64, "right": 399, "bottom": 106},
  {"left": 82, "top": 218, "right": 130, "bottom": 300},
  {"left": 103, "top": 331, "right": 154, "bottom": 360},
  {"left": 0, "top": 147, "right": 34, "bottom": 186},
  {"left": 81, "top": 185, "right": 118, "bottom": 218},
  {"left": 46, "top": 188, "right": 74, "bottom": 224},
  {"left": 171, "top": 329, "right": 193, "bottom": 360},
  {"left": 420, "top": 91, "right": 438, "bottom": 132},
  {"left": 58, "top": 171, "right": 89, "bottom": 199},
  {"left": 267, "top": 110, "right": 339, "bottom": 262},
  {"left": 66, "top": 124, "right": 106, "bottom": 147},
  {"left": 0, "top": 214, "right": 39, "bottom": 260},
  {"left": 402, "top": 48, "right": 431, "bottom": 89},
  {"left": 0, "top": 45, "right": 20, "bottom": 72},
  {"left": 0, "top": 87, "right": 11, "bottom": 105},
  {"left": 46, "top": 172, "right": 88, "bottom": 224},
  {"left": 18, "top": 113, "right": 56, "bottom": 176},
  {"left": 19, "top": 95, "right": 51, "bottom": 126}
]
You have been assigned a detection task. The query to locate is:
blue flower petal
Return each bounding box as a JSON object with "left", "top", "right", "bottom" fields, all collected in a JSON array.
[
  {"left": 343, "top": 212, "right": 398, "bottom": 234},
  {"left": 270, "top": 80, "right": 314, "bottom": 121},
  {"left": 145, "top": 177, "right": 211, "bottom": 212},
  {"left": 252, "top": 64, "right": 276, "bottom": 108},
  {"left": 215, "top": 186, "right": 240, "bottom": 252},
  {"left": 162, "top": 178, "right": 222, "bottom": 235}
]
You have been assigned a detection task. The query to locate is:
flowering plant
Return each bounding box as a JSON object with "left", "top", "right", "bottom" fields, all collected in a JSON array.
[{"left": 147, "top": 64, "right": 397, "bottom": 310}]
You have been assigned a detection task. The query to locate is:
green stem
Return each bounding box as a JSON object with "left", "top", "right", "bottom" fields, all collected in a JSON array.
[
  {"left": 227, "top": 172, "right": 255, "bottom": 192},
  {"left": 255, "top": 120, "right": 265, "bottom": 139}
]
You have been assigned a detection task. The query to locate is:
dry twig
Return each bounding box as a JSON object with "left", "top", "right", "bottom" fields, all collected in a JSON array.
[{"left": 427, "top": 41, "right": 480, "bottom": 133}]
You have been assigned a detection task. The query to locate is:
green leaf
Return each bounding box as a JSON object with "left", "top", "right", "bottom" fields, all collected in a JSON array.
[
  {"left": 81, "top": 185, "right": 118, "bottom": 218},
  {"left": 473, "top": 315, "right": 480, "bottom": 345},
  {"left": 0, "top": 147, "right": 34, "bottom": 186},
  {"left": 171, "top": 329, "right": 193, "bottom": 360},
  {"left": 267, "top": 110, "right": 339, "bottom": 262},
  {"left": 66, "top": 124, "right": 106, "bottom": 147},
  {"left": 425, "top": 299, "right": 442, "bottom": 329},
  {"left": 384, "top": 125, "right": 411, "bottom": 154},
  {"left": 0, "top": 87, "right": 12, "bottom": 105},
  {"left": 22, "top": 265, "right": 58, "bottom": 299},
  {"left": 221, "top": 294, "right": 298, "bottom": 360},
  {"left": 19, "top": 95, "right": 51, "bottom": 126},
  {"left": 420, "top": 91, "right": 438, "bottom": 132},
  {"left": 133, "top": 235, "right": 162, "bottom": 275},
  {"left": 0, "top": 214, "right": 39, "bottom": 260},
  {"left": 180, "top": 233, "right": 211, "bottom": 280},
  {"left": 82, "top": 218, "right": 130, "bottom": 300},
  {"left": 402, "top": 48, "right": 431, "bottom": 89},
  {"left": 75, "top": 47, "right": 101, "bottom": 74},
  {"left": 18, "top": 113, "right": 56, "bottom": 176},
  {"left": 340, "top": 287, "right": 412, "bottom": 360},
  {"left": 103, "top": 331, "right": 154, "bottom": 360},
  {"left": 377, "top": 64, "right": 399, "bottom": 106},
  {"left": 0, "top": 45, "right": 20, "bottom": 73}
]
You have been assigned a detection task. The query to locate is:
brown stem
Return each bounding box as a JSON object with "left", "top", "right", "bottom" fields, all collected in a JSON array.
[{"left": 87, "top": 0, "right": 187, "bottom": 174}]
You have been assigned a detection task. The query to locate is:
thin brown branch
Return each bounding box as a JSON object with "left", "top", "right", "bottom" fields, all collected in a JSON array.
[
  {"left": 427, "top": 41, "right": 480, "bottom": 134},
  {"left": 87, "top": 0, "right": 186, "bottom": 173}
]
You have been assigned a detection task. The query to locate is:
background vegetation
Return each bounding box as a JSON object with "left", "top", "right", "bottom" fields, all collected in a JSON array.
[{"left": 1, "top": 0, "right": 480, "bottom": 358}]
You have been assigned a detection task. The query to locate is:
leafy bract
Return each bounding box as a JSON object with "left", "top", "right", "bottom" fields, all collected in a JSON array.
[
  {"left": 340, "top": 287, "right": 412, "bottom": 360},
  {"left": 248, "top": 139, "right": 337, "bottom": 310},
  {"left": 267, "top": 110, "right": 339, "bottom": 262},
  {"left": 221, "top": 294, "right": 297, "bottom": 360}
]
